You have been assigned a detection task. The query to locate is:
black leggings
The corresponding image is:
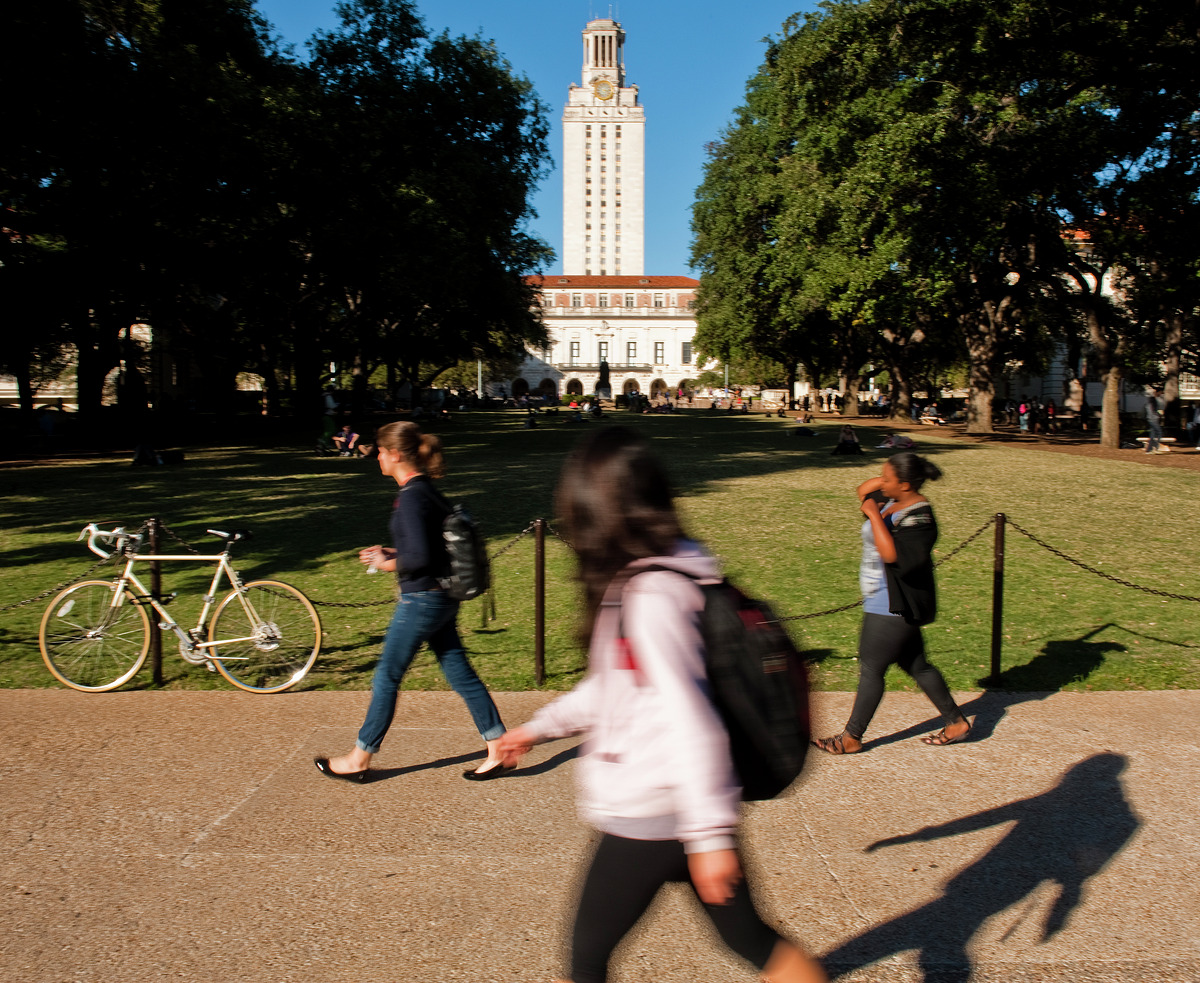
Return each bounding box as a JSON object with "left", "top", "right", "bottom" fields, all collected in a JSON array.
[
  {"left": 846, "top": 613, "right": 963, "bottom": 740},
  {"left": 569, "top": 833, "right": 780, "bottom": 983}
]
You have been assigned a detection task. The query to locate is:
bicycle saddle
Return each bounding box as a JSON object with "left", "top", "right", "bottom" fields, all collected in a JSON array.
[{"left": 206, "top": 527, "right": 253, "bottom": 544}]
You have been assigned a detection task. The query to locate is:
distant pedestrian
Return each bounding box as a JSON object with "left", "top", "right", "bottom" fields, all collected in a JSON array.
[
  {"left": 496, "top": 427, "right": 827, "bottom": 983},
  {"left": 813, "top": 453, "right": 970, "bottom": 755},
  {"left": 1144, "top": 391, "right": 1164, "bottom": 453},
  {"left": 1187, "top": 403, "right": 1200, "bottom": 446}
]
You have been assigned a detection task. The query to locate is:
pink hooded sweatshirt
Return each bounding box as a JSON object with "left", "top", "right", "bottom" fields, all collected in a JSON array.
[{"left": 522, "top": 542, "right": 739, "bottom": 854}]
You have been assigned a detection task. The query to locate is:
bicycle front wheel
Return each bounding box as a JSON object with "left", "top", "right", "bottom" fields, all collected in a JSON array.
[
  {"left": 208, "top": 581, "right": 322, "bottom": 693},
  {"left": 39, "top": 580, "right": 151, "bottom": 692}
]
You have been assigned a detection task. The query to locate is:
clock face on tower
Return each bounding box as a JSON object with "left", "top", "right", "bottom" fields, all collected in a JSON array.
[{"left": 593, "top": 79, "right": 615, "bottom": 101}]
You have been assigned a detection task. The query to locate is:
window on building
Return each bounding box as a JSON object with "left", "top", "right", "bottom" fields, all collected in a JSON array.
[
  {"left": 599, "top": 341, "right": 609, "bottom": 361},
  {"left": 543, "top": 294, "right": 554, "bottom": 308},
  {"left": 625, "top": 294, "right": 634, "bottom": 308},
  {"left": 572, "top": 294, "right": 582, "bottom": 308},
  {"left": 654, "top": 342, "right": 664, "bottom": 364},
  {"left": 681, "top": 342, "right": 692, "bottom": 365},
  {"left": 598, "top": 294, "right": 608, "bottom": 307},
  {"left": 570, "top": 341, "right": 580, "bottom": 364},
  {"left": 627, "top": 341, "right": 637, "bottom": 363},
  {"left": 653, "top": 293, "right": 664, "bottom": 308}
]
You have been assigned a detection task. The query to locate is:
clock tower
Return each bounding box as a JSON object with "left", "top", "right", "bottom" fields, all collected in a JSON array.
[{"left": 561, "top": 18, "right": 645, "bottom": 275}]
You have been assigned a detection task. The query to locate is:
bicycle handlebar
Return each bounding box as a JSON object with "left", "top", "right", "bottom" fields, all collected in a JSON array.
[{"left": 78, "top": 522, "right": 142, "bottom": 559}]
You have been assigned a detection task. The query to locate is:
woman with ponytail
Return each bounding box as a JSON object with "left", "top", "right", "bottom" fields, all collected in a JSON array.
[
  {"left": 314, "top": 421, "right": 508, "bottom": 782},
  {"left": 813, "top": 452, "right": 970, "bottom": 754}
]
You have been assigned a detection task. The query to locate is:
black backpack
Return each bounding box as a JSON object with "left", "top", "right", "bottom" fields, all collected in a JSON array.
[
  {"left": 439, "top": 502, "right": 491, "bottom": 602},
  {"left": 619, "top": 568, "right": 810, "bottom": 801}
]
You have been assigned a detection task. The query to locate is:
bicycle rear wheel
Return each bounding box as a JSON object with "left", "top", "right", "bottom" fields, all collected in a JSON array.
[
  {"left": 208, "top": 581, "right": 321, "bottom": 693},
  {"left": 39, "top": 580, "right": 151, "bottom": 692}
]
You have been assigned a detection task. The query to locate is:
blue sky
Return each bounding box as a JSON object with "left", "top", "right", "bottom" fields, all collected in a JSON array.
[{"left": 253, "top": 0, "right": 818, "bottom": 275}]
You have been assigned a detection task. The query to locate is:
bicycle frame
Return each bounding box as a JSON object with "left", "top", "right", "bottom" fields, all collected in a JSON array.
[{"left": 106, "top": 549, "right": 259, "bottom": 660}]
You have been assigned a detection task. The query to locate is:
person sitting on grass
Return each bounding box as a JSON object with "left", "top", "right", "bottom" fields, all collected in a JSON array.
[
  {"left": 333, "top": 424, "right": 360, "bottom": 456},
  {"left": 831, "top": 424, "right": 864, "bottom": 455}
]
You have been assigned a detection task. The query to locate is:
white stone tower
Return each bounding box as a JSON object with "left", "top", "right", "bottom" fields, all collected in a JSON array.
[{"left": 561, "top": 18, "right": 645, "bottom": 275}]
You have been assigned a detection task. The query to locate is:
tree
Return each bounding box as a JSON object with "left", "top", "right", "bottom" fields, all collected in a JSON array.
[{"left": 695, "top": 0, "right": 1200, "bottom": 440}]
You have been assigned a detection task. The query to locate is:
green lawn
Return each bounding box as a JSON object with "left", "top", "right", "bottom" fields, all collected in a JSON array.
[{"left": 2, "top": 410, "right": 1197, "bottom": 694}]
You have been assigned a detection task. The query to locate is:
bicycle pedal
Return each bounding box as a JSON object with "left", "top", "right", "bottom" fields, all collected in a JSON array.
[{"left": 204, "top": 660, "right": 217, "bottom": 672}]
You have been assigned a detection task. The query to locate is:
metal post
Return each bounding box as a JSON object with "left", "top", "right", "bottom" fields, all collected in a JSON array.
[
  {"left": 986, "top": 513, "right": 1006, "bottom": 686},
  {"left": 534, "top": 518, "right": 546, "bottom": 687},
  {"left": 148, "top": 517, "right": 163, "bottom": 686}
]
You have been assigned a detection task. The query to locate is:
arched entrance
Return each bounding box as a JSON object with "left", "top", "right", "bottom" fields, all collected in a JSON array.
[
  {"left": 566, "top": 378, "right": 584, "bottom": 396},
  {"left": 511, "top": 378, "right": 529, "bottom": 398},
  {"left": 650, "top": 378, "right": 668, "bottom": 397},
  {"left": 537, "top": 378, "right": 558, "bottom": 398},
  {"left": 623, "top": 378, "right": 640, "bottom": 395}
]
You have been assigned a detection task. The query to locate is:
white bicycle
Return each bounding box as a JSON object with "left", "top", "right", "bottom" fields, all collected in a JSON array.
[{"left": 39, "top": 523, "right": 322, "bottom": 693}]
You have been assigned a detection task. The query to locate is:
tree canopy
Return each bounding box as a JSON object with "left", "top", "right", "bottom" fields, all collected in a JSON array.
[
  {"left": 692, "top": 0, "right": 1200, "bottom": 443},
  {"left": 1, "top": 0, "right": 552, "bottom": 425}
]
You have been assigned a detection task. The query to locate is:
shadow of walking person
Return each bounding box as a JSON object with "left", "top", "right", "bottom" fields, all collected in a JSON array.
[
  {"left": 861, "top": 631, "right": 1126, "bottom": 752},
  {"left": 821, "top": 753, "right": 1139, "bottom": 982}
]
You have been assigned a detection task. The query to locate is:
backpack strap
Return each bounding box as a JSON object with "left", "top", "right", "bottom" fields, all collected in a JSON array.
[{"left": 605, "top": 563, "right": 713, "bottom": 686}]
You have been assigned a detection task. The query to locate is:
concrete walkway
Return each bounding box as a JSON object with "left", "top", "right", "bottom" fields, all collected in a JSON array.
[{"left": 1, "top": 688, "right": 1197, "bottom": 982}]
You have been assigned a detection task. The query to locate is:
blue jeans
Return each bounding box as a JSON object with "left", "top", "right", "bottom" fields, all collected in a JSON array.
[
  {"left": 357, "top": 590, "right": 505, "bottom": 753},
  {"left": 1145, "top": 419, "right": 1162, "bottom": 452}
]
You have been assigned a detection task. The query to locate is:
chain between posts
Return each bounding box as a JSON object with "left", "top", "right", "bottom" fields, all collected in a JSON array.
[
  {"left": 773, "top": 518, "right": 996, "bottom": 624},
  {"left": 0, "top": 553, "right": 118, "bottom": 611},
  {"left": 306, "top": 521, "right": 540, "bottom": 609},
  {"left": 1005, "top": 518, "right": 1200, "bottom": 603}
]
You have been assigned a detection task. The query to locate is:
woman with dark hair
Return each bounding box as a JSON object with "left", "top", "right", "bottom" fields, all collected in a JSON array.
[
  {"left": 813, "top": 452, "right": 970, "bottom": 755},
  {"left": 496, "top": 427, "right": 826, "bottom": 983},
  {"left": 314, "top": 421, "right": 507, "bottom": 782}
]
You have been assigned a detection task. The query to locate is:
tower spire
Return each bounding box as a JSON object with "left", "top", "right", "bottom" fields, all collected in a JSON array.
[{"left": 561, "top": 16, "right": 645, "bottom": 275}]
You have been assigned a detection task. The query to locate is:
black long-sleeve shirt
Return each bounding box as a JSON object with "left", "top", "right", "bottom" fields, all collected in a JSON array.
[{"left": 390, "top": 475, "right": 450, "bottom": 593}]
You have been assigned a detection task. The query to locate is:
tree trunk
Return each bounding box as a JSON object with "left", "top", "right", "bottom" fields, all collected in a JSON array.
[
  {"left": 1162, "top": 312, "right": 1183, "bottom": 433},
  {"left": 1099, "top": 363, "right": 1123, "bottom": 449},
  {"left": 13, "top": 362, "right": 35, "bottom": 424},
  {"left": 72, "top": 311, "right": 114, "bottom": 427},
  {"left": 840, "top": 369, "right": 860, "bottom": 416},
  {"left": 351, "top": 349, "right": 370, "bottom": 420},
  {"left": 964, "top": 319, "right": 998, "bottom": 434}
]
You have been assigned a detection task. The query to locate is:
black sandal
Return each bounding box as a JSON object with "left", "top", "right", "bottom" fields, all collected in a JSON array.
[
  {"left": 920, "top": 722, "right": 971, "bottom": 746},
  {"left": 812, "top": 732, "right": 862, "bottom": 755}
]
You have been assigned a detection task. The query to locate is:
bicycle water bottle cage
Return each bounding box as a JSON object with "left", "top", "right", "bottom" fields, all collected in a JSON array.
[{"left": 206, "top": 527, "right": 253, "bottom": 549}]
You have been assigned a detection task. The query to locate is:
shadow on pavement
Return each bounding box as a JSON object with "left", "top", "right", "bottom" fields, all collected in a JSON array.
[
  {"left": 822, "top": 753, "right": 1139, "bottom": 982},
  {"left": 861, "top": 627, "right": 1128, "bottom": 752}
]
